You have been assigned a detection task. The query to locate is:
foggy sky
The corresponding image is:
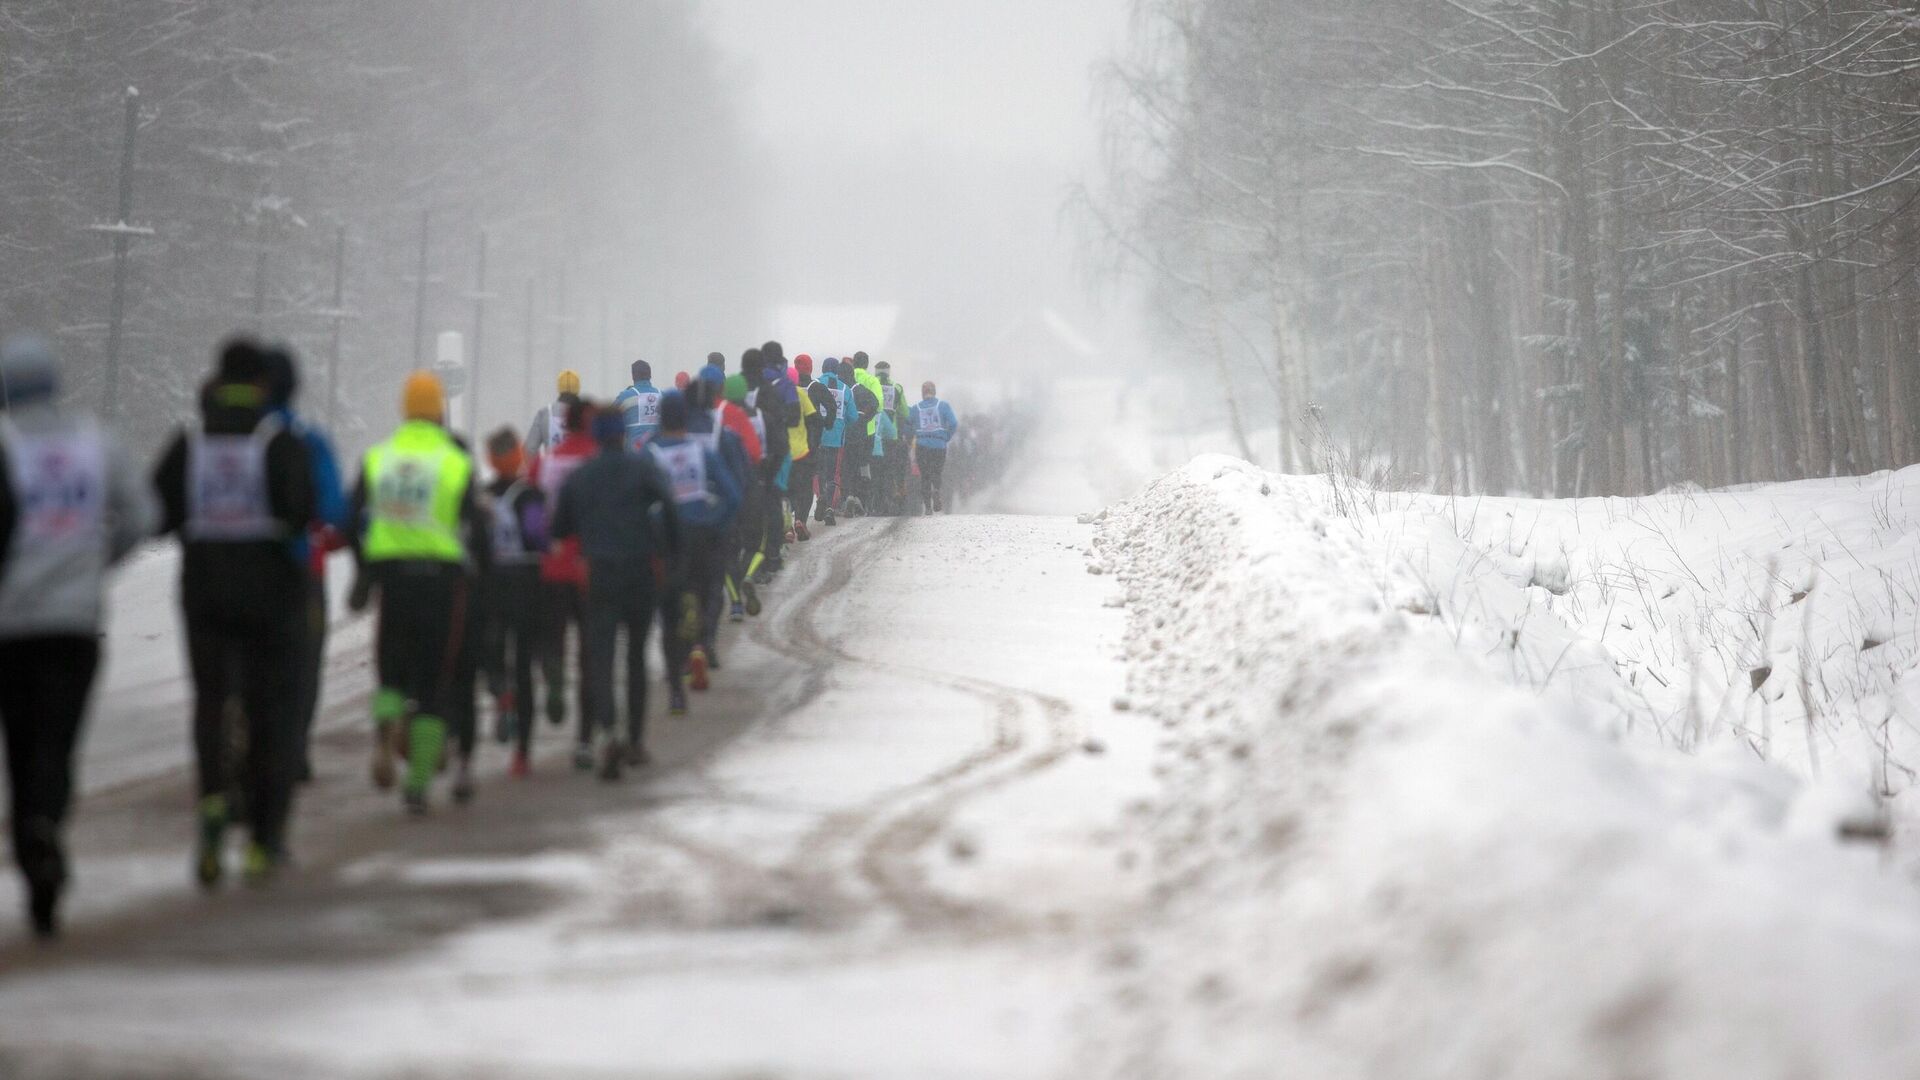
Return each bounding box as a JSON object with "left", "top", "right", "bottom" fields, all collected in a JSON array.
[{"left": 696, "top": 0, "right": 1129, "bottom": 366}]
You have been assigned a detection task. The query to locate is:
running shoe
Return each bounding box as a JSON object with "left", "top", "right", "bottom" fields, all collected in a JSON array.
[
  {"left": 729, "top": 600, "right": 745, "bottom": 623},
  {"left": 689, "top": 646, "right": 711, "bottom": 691},
  {"left": 795, "top": 522, "right": 812, "bottom": 542},
  {"left": 242, "top": 842, "right": 280, "bottom": 887},
  {"left": 742, "top": 580, "right": 763, "bottom": 618},
  {"left": 195, "top": 795, "right": 227, "bottom": 889},
  {"left": 669, "top": 683, "right": 689, "bottom": 716},
  {"left": 598, "top": 733, "right": 624, "bottom": 782},
  {"left": 27, "top": 878, "right": 59, "bottom": 940}
]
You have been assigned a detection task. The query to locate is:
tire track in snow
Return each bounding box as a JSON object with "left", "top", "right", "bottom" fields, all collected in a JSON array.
[{"left": 748, "top": 517, "right": 1086, "bottom": 936}]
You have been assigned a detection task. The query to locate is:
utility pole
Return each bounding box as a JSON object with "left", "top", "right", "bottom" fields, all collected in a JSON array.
[
  {"left": 88, "top": 87, "right": 153, "bottom": 421},
  {"left": 408, "top": 209, "right": 435, "bottom": 370},
  {"left": 314, "top": 227, "right": 352, "bottom": 432},
  {"left": 252, "top": 244, "right": 269, "bottom": 331},
  {"left": 523, "top": 275, "right": 537, "bottom": 418},
  {"left": 467, "top": 229, "right": 493, "bottom": 444},
  {"left": 552, "top": 265, "right": 573, "bottom": 382},
  {"left": 600, "top": 298, "right": 611, "bottom": 392}
]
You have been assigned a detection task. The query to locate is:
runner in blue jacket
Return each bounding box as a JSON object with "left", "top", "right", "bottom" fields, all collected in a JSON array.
[
  {"left": 613, "top": 360, "right": 662, "bottom": 450},
  {"left": 910, "top": 383, "right": 960, "bottom": 515}
]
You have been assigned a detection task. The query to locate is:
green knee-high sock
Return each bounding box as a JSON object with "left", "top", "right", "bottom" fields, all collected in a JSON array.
[
  {"left": 373, "top": 687, "right": 408, "bottom": 730},
  {"left": 746, "top": 550, "right": 765, "bottom": 579},
  {"left": 406, "top": 716, "right": 447, "bottom": 795},
  {"left": 724, "top": 575, "right": 740, "bottom": 604}
]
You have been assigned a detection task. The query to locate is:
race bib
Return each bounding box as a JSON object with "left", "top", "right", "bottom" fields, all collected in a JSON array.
[
  {"left": 916, "top": 403, "right": 944, "bottom": 434},
  {"left": 5, "top": 426, "right": 104, "bottom": 545},
  {"left": 187, "top": 424, "right": 280, "bottom": 541},
  {"left": 648, "top": 441, "right": 709, "bottom": 505},
  {"left": 372, "top": 453, "right": 441, "bottom": 527},
  {"left": 630, "top": 390, "right": 661, "bottom": 427}
]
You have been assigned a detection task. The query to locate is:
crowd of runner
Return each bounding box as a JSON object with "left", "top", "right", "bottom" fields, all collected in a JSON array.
[{"left": 0, "top": 333, "right": 973, "bottom": 940}]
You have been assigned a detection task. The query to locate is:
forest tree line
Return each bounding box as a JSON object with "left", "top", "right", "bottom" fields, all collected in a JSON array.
[
  {"left": 0, "top": 1, "right": 761, "bottom": 452},
  {"left": 1091, "top": 0, "right": 1920, "bottom": 495}
]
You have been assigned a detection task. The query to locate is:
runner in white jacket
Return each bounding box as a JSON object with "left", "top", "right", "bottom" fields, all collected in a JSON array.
[{"left": 0, "top": 335, "right": 157, "bottom": 938}]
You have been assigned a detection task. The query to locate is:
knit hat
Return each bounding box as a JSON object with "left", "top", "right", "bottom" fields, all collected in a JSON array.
[
  {"left": 698, "top": 364, "right": 725, "bottom": 388},
  {"left": 795, "top": 354, "right": 813, "bottom": 375},
  {"left": 217, "top": 337, "right": 268, "bottom": 384},
  {"left": 822, "top": 357, "right": 840, "bottom": 377},
  {"left": 262, "top": 345, "right": 299, "bottom": 407},
  {"left": 557, "top": 369, "right": 582, "bottom": 395},
  {"left": 631, "top": 359, "right": 652, "bottom": 385},
  {"left": 761, "top": 341, "right": 786, "bottom": 365},
  {"left": 674, "top": 371, "right": 691, "bottom": 391},
  {"left": 723, "top": 374, "right": 748, "bottom": 405},
  {"left": 403, "top": 370, "right": 445, "bottom": 422},
  {"left": 0, "top": 334, "right": 58, "bottom": 405},
  {"left": 659, "top": 389, "right": 690, "bottom": 431}
]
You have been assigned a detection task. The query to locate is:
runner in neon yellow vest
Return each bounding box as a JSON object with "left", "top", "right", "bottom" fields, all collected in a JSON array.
[{"left": 349, "top": 371, "right": 486, "bottom": 815}]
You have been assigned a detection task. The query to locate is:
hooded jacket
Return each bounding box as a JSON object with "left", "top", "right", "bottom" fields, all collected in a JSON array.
[{"left": 0, "top": 401, "right": 156, "bottom": 639}]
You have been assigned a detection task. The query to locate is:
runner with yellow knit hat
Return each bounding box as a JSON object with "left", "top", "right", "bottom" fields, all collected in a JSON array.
[
  {"left": 348, "top": 371, "right": 490, "bottom": 815},
  {"left": 525, "top": 369, "right": 583, "bottom": 457}
]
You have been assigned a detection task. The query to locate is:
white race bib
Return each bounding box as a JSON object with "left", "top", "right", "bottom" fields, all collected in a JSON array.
[
  {"left": 648, "top": 441, "right": 709, "bottom": 505},
  {"left": 186, "top": 418, "right": 282, "bottom": 541},
  {"left": 4, "top": 422, "right": 105, "bottom": 546}
]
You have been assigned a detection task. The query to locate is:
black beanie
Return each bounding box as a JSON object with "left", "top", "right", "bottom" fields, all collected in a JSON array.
[
  {"left": 262, "top": 346, "right": 299, "bottom": 406},
  {"left": 217, "top": 337, "right": 268, "bottom": 384}
]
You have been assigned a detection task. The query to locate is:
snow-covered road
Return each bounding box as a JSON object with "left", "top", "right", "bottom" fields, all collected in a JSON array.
[{"left": 0, "top": 507, "right": 1153, "bottom": 1079}]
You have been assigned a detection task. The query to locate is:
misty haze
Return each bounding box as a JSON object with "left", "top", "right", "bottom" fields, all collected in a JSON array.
[{"left": 1, "top": 2, "right": 1919, "bottom": 1078}]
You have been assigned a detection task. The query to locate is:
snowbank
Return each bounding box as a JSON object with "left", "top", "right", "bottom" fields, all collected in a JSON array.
[{"left": 1090, "top": 456, "right": 1920, "bottom": 1079}]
